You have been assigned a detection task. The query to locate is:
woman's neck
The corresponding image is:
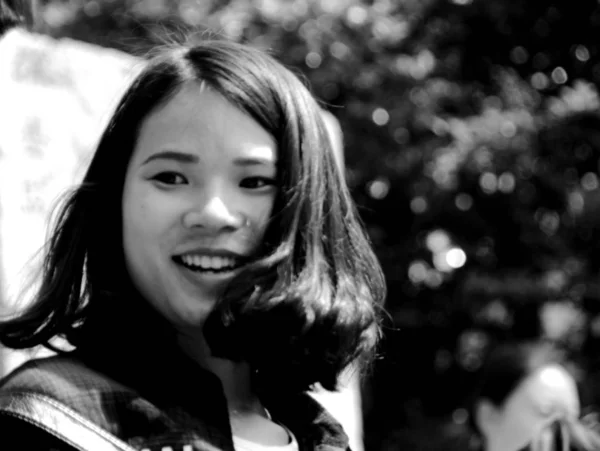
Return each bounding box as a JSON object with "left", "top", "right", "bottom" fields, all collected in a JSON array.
[
  {"left": 176, "top": 328, "right": 259, "bottom": 411},
  {"left": 176, "top": 329, "right": 291, "bottom": 446}
]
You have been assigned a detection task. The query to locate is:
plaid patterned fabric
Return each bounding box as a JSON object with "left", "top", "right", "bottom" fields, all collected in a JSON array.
[{"left": 0, "top": 354, "right": 349, "bottom": 451}]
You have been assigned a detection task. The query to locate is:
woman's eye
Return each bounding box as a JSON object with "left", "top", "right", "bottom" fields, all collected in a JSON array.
[
  {"left": 240, "top": 177, "right": 276, "bottom": 189},
  {"left": 151, "top": 172, "right": 187, "bottom": 185}
]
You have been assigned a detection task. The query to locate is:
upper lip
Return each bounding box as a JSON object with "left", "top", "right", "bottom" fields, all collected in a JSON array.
[{"left": 174, "top": 247, "right": 247, "bottom": 259}]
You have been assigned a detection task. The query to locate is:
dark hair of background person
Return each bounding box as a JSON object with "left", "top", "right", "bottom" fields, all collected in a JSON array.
[
  {"left": 0, "top": 39, "right": 386, "bottom": 396},
  {"left": 0, "top": 0, "right": 34, "bottom": 35},
  {"left": 546, "top": 417, "right": 600, "bottom": 451}
]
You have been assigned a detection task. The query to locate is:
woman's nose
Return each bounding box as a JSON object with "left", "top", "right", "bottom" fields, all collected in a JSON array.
[{"left": 182, "top": 195, "right": 244, "bottom": 231}]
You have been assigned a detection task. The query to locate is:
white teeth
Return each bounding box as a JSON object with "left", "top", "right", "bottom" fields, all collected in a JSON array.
[{"left": 180, "top": 254, "right": 238, "bottom": 271}]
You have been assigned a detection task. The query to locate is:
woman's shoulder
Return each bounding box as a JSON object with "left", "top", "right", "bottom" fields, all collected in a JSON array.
[
  {"left": 0, "top": 352, "right": 143, "bottom": 420},
  {"left": 0, "top": 354, "right": 138, "bottom": 450},
  {"left": 0, "top": 353, "right": 130, "bottom": 397},
  {"left": 0, "top": 353, "right": 232, "bottom": 450},
  {"left": 0, "top": 413, "right": 81, "bottom": 450}
]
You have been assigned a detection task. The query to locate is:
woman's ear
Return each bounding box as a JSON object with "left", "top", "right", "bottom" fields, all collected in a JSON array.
[{"left": 474, "top": 399, "right": 498, "bottom": 437}]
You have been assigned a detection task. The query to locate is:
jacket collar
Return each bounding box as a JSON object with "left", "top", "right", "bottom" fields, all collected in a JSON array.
[{"left": 76, "top": 344, "right": 349, "bottom": 451}]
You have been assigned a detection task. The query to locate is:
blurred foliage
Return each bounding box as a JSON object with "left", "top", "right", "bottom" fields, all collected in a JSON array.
[{"left": 31, "top": 0, "right": 600, "bottom": 449}]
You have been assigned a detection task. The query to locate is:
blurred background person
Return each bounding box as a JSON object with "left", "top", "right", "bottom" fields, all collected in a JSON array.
[{"left": 466, "top": 341, "right": 600, "bottom": 451}]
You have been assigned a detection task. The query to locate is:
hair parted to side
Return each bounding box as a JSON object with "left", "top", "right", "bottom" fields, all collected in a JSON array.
[{"left": 0, "top": 39, "right": 385, "bottom": 393}]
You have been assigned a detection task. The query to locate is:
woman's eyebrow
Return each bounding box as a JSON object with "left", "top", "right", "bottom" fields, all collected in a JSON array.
[
  {"left": 142, "top": 151, "right": 199, "bottom": 165},
  {"left": 233, "top": 156, "right": 277, "bottom": 168}
]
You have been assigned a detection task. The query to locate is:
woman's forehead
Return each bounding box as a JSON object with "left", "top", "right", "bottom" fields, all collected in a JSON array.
[
  {"left": 515, "top": 365, "right": 580, "bottom": 417},
  {"left": 132, "top": 84, "right": 277, "bottom": 164}
]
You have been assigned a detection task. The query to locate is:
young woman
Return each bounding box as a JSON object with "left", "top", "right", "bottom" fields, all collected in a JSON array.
[{"left": 0, "top": 38, "right": 385, "bottom": 450}]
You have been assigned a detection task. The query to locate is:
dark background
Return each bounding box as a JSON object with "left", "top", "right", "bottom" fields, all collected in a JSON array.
[{"left": 26, "top": 0, "right": 600, "bottom": 449}]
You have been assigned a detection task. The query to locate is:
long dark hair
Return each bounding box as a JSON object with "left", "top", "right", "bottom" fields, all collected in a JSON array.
[{"left": 0, "top": 39, "right": 386, "bottom": 393}]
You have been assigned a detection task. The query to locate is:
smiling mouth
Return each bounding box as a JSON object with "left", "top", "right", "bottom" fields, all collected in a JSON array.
[{"left": 173, "top": 254, "right": 245, "bottom": 273}]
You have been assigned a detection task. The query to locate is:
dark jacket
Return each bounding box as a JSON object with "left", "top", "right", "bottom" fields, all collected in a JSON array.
[{"left": 0, "top": 352, "right": 350, "bottom": 451}]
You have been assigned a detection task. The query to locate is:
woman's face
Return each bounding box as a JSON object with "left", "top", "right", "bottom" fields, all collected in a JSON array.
[
  {"left": 122, "top": 83, "right": 278, "bottom": 330},
  {"left": 482, "top": 365, "right": 579, "bottom": 451}
]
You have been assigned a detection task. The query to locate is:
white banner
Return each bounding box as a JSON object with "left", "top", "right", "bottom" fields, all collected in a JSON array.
[{"left": 0, "top": 28, "right": 140, "bottom": 373}]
